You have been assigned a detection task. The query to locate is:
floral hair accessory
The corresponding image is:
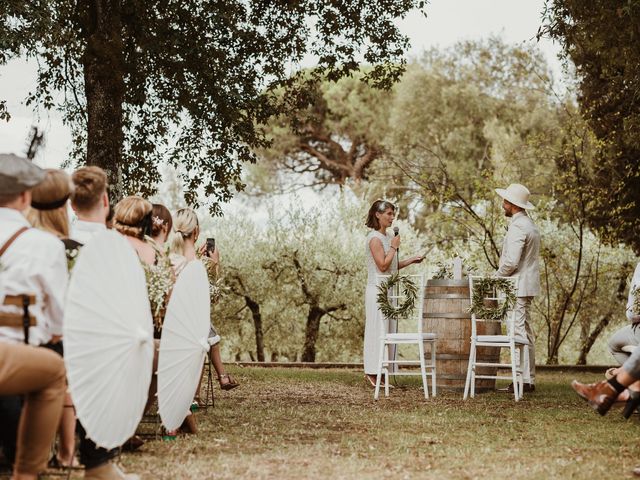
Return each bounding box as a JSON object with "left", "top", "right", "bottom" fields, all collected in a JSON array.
[{"left": 152, "top": 216, "right": 164, "bottom": 227}]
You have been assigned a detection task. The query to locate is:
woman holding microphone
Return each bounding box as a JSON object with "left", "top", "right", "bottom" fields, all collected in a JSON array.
[{"left": 363, "top": 200, "right": 424, "bottom": 387}]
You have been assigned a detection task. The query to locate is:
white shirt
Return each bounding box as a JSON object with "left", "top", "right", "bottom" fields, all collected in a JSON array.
[
  {"left": 71, "top": 219, "right": 107, "bottom": 245},
  {"left": 0, "top": 208, "right": 68, "bottom": 345},
  {"left": 627, "top": 262, "right": 640, "bottom": 322}
]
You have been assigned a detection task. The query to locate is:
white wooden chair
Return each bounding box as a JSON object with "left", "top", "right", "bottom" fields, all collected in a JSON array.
[
  {"left": 374, "top": 274, "right": 437, "bottom": 400},
  {"left": 463, "top": 275, "right": 528, "bottom": 401}
]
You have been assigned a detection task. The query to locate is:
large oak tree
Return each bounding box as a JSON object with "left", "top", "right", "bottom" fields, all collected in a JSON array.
[
  {"left": 1, "top": 0, "right": 425, "bottom": 210},
  {"left": 542, "top": 0, "right": 640, "bottom": 253}
]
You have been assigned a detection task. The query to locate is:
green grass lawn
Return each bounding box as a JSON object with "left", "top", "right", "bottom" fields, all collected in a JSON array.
[{"left": 46, "top": 367, "right": 640, "bottom": 479}]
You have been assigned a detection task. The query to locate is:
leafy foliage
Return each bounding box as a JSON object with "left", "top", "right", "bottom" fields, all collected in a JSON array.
[
  {"left": 258, "top": 71, "right": 392, "bottom": 188},
  {"left": 0, "top": 0, "right": 426, "bottom": 210},
  {"left": 542, "top": 0, "right": 640, "bottom": 253}
]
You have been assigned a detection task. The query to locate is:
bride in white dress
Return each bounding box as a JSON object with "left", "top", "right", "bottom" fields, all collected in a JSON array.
[{"left": 364, "top": 200, "right": 424, "bottom": 387}]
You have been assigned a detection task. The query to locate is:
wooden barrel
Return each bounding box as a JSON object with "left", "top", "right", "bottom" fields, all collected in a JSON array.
[{"left": 422, "top": 279, "right": 499, "bottom": 391}]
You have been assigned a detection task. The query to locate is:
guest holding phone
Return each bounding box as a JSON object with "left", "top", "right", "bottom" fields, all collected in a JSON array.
[{"left": 169, "top": 208, "right": 238, "bottom": 392}]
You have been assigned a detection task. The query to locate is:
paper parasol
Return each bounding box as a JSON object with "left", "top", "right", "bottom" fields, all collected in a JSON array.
[
  {"left": 63, "top": 230, "right": 154, "bottom": 449},
  {"left": 157, "top": 260, "right": 211, "bottom": 431}
]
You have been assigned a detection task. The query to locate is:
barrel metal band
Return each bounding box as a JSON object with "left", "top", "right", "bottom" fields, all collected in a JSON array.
[
  {"left": 426, "top": 279, "right": 469, "bottom": 287},
  {"left": 424, "top": 312, "right": 472, "bottom": 319},
  {"left": 424, "top": 293, "right": 469, "bottom": 299}
]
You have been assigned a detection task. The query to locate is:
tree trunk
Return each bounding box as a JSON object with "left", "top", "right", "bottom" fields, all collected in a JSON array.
[
  {"left": 577, "top": 314, "right": 612, "bottom": 365},
  {"left": 547, "top": 320, "right": 560, "bottom": 365},
  {"left": 79, "top": 0, "right": 126, "bottom": 201},
  {"left": 244, "top": 296, "right": 265, "bottom": 362},
  {"left": 301, "top": 306, "right": 324, "bottom": 362}
]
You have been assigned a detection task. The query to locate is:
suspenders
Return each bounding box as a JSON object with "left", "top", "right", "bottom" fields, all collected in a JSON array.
[{"left": 0, "top": 227, "right": 34, "bottom": 344}]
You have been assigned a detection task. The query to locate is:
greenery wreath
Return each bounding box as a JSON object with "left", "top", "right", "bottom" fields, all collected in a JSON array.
[
  {"left": 376, "top": 273, "right": 418, "bottom": 321},
  {"left": 469, "top": 277, "right": 517, "bottom": 321}
]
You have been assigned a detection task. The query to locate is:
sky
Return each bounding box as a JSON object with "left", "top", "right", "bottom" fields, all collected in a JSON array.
[{"left": 0, "top": 0, "right": 562, "bottom": 173}]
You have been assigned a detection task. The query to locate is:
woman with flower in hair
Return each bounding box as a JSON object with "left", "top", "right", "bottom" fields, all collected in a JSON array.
[
  {"left": 169, "top": 207, "right": 238, "bottom": 391},
  {"left": 150, "top": 203, "right": 173, "bottom": 246},
  {"left": 363, "top": 199, "right": 424, "bottom": 387},
  {"left": 112, "top": 196, "right": 175, "bottom": 421}
]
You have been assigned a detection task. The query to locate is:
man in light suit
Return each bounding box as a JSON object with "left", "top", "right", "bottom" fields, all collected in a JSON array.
[{"left": 495, "top": 183, "right": 540, "bottom": 393}]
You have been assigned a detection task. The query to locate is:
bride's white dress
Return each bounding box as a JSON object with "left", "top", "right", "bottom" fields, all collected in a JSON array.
[{"left": 364, "top": 230, "right": 398, "bottom": 375}]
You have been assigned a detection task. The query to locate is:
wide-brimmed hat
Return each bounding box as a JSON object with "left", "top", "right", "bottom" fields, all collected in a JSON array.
[
  {"left": 495, "top": 183, "right": 535, "bottom": 210},
  {"left": 0, "top": 153, "right": 46, "bottom": 194}
]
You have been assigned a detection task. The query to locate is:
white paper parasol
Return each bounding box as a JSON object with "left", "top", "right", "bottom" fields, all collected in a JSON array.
[
  {"left": 157, "top": 260, "right": 211, "bottom": 431},
  {"left": 63, "top": 230, "right": 154, "bottom": 449}
]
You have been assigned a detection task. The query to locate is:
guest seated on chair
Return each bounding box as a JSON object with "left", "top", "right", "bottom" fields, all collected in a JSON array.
[
  {"left": 605, "top": 261, "right": 640, "bottom": 380},
  {"left": 112, "top": 196, "right": 176, "bottom": 438},
  {"left": 70, "top": 168, "right": 140, "bottom": 479},
  {"left": 70, "top": 166, "right": 110, "bottom": 244},
  {"left": 24, "top": 168, "right": 77, "bottom": 467},
  {"left": 572, "top": 342, "right": 640, "bottom": 477},
  {"left": 0, "top": 155, "right": 68, "bottom": 470},
  {"left": 0, "top": 342, "right": 66, "bottom": 480}
]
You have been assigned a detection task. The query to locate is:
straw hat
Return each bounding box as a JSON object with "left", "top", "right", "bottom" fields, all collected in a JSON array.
[{"left": 495, "top": 183, "right": 535, "bottom": 210}]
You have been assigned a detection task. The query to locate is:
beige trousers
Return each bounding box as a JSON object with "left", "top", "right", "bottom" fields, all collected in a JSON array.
[
  {"left": 514, "top": 297, "right": 536, "bottom": 384},
  {"left": 0, "top": 342, "right": 66, "bottom": 475}
]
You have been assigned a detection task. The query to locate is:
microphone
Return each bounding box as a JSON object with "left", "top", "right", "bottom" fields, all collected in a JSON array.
[{"left": 392, "top": 227, "right": 399, "bottom": 263}]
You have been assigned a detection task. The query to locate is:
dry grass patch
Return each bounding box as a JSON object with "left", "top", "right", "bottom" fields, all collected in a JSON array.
[{"left": 40, "top": 367, "right": 640, "bottom": 479}]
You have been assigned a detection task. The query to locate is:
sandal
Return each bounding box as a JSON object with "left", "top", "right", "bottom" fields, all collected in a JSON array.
[{"left": 218, "top": 373, "right": 239, "bottom": 391}]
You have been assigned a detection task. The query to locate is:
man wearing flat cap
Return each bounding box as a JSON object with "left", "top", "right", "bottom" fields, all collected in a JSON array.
[
  {"left": 0, "top": 154, "right": 68, "bottom": 346},
  {"left": 0, "top": 153, "right": 68, "bottom": 479},
  {"left": 495, "top": 183, "right": 540, "bottom": 393}
]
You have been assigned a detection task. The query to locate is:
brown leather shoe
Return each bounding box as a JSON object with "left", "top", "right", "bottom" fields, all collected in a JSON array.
[{"left": 571, "top": 379, "right": 618, "bottom": 415}]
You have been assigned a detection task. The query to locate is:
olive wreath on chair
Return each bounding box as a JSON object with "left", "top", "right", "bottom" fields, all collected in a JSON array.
[
  {"left": 376, "top": 273, "right": 418, "bottom": 321},
  {"left": 469, "top": 277, "right": 517, "bottom": 321}
]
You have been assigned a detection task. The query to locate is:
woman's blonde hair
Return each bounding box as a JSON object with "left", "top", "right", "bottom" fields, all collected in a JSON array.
[
  {"left": 169, "top": 208, "right": 199, "bottom": 255},
  {"left": 113, "top": 196, "right": 153, "bottom": 239},
  {"left": 25, "top": 169, "right": 74, "bottom": 238}
]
